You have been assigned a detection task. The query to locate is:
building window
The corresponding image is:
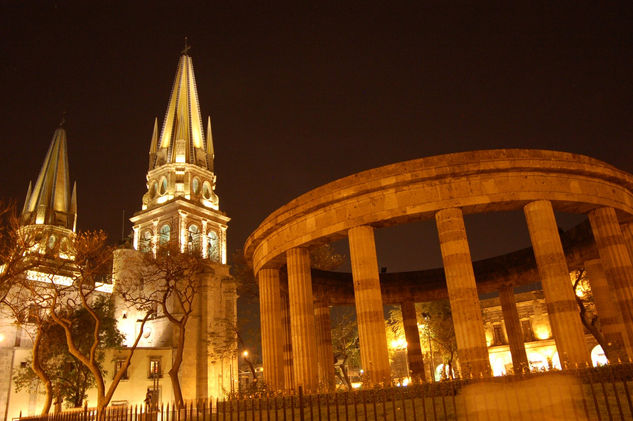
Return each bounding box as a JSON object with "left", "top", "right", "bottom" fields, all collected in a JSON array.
[
  {"left": 493, "top": 324, "right": 506, "bottom": 346},
  {"left": 208, "top": 231, "right": 219, "bottom": 262},
  {"left": 159, "top": 224, "right": 171, "bottom": 245},
  {"left": 148, "top": 357, "right": 162, "bottom": 379},
  {"left": 192, "top": 178, "right": 200, "bottom": 195},
  {"left": 521, "top": 319, "right": 535, "bottom": 342},
  {"left": 159, "top": 177, "right": 168, "bottom": 195},
  {"left": 187, "top": 225, "right": 200, "bottom": 251},
  {"left": 140, "top": 229, "right": 152, "bottom": 252},
  {"left": 114, "top": 360, "right": 129, "bottom": 380},
  {"left": 202, "top": 181, "right": 212, "bottom": 200}
]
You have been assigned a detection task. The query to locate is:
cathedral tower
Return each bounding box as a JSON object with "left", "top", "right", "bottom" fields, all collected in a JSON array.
[
  {"left": 125, "top": 48, "right": 236, "bottom": 402},
  {"left": 21, "top": 123, "right": 77, "bottom": 259},
  {"left": 130, "top": 50, "right": 229, "bottom": 261}
]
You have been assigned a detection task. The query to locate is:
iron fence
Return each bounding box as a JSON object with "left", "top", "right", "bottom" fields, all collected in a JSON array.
[{"left": 16, "top": 364, "right": 633, "bottom": 421}]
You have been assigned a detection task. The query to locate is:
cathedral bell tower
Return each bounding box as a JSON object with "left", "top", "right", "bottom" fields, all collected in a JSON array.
[
  {"left": 124, "top": 46, "right": 237, "bottom": 402},
  {"left": 130, "top": 49, "right": 229, "bottom": 260},
  {"left": 21, "top": 123, "right": 77, "bottom": 260}
]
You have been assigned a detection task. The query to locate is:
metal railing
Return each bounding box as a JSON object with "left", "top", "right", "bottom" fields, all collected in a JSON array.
[{"left": 17, "top": 364, "right": 633, "bottom": 421}]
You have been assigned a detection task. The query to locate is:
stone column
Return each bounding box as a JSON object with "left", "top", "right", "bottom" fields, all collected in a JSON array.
[
  {"left": 258, "top": 268, "right": 284, "bottom": 390},
  {"left": 585, "top": 259, "right": 631, "bottom": 360},
  {"left": 498, "top": 286, "right": 529, "bottom": 374},
  {"left": 314, "top": 290, "right": 335, "bottom": 391},
  {"left": 524, "top": 200, "right": 590, "bottom": 367},
  {"left": 435, "top": 208, "right": 491, "bottom": 378},
  {"left": 286, "top": 247, "right": 319, "bottom": 392},
  {"left": 348, "top": 225, "right": 391, "bottom": 385},
  {"left": 280, "top": 277, "right": 294, "bottom": 391},
  {"left": 620, "top": 223, "right": 633, "bottom": 263},
  {"left": 401, "top": 301, "right": 426, "bottom": 382},
  {"left": 588, "top": 207, "right": 633, "bottom": 352}
]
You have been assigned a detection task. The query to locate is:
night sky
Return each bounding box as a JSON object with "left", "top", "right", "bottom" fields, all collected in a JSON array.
[{"left": 2, "top": 2, "right": 633, "bottom": 274}]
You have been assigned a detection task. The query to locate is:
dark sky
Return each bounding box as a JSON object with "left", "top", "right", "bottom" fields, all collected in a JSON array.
[{"left": 1, "top": 2, "right": 633, "bottom": 273}]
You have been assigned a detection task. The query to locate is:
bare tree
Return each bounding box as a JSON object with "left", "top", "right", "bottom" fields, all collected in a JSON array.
[
  {"left": 330, "top": 311, "right": 359, "bottom": 390},
  {"left": 119, "top": 241, "right": 210, "bottom": 408},
  {"left": 24, "top": 231, "right": 153, "bottom": 420},
  {"left": 570, "top": 268, "right": 619, "bottom": 361},
  {"left": 0, "top": 201, "right": 36, "bottom": 302},
  {"left": 3, "top": 282, "right": 57, "bottom": 414}
]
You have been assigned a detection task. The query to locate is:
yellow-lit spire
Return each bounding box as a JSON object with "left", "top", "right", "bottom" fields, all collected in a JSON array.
[
  {"left": 151, "top": 47, "right": 209, "bottom": 170},
  {"left": 21, "top": 125, "right": 76, "bottom": 230},
  {"left": 149, "top": 117, "right": 158, "bottom": 154},
  {"left": 206, "top": 116, "right": 214, "bottom": 171}
]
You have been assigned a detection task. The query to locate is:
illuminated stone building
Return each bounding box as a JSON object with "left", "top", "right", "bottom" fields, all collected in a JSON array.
[
  {"left": 115, "top": 49, "right": 236, "bottom": 404},
  {"left": 481, "top": 291, "right": 604, "bottom": 377},
  {"left": 0, "top": 124, "right": 79, "bottom": 420},
  {"left": 1, "top": 50, "right": 237, "bottom": 420}
]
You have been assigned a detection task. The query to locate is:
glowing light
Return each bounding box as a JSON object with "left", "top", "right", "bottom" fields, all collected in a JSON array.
[
  {"left": 490, "top": 357, "right": 507, "bottom": 377},
  {"left": 534, "top": 324, "right": 551, "bottom": 340},
  {"left": 242, "top": 350, "right": 249, "bottom": 357},
  {"left": 527, "top": 352, "right": 548, "bottom": 371},
  {"left": 95, "top": 282, "right": 113, "bottom": 293},
  {"left": 351, "top": 382, "right": 362, "bottom": 389},
  {"left": 156, "top": 196, "right": 169, "bottom": 204},
  {"left": 26, "top": 270, "right": 72, "bottom": 286},
  {"left": 202, "top": 199, "right": 219, "bottom": 210},
  {"left": 390, "top": 337, "right": 407, "bottom": 350},
  {"left": 434, "top": 364, "right": 454, "bottom": 381},
  {"left": 0, "top": 333, "right": 5, "bottom": 342},
  {"left": 591, "top": 345, "right": 608, "bottom": 367}
]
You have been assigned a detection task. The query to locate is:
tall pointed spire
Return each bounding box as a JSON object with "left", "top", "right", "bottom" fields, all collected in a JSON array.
[
  {"left": 149, "top": 117, "right": 158, "bottom": 154},
  {"left": 70, "top": 182, "right": 77, "bottom": 231},
  {"left": 21, "top": 125, "right": 76, "bottom": 230},
  {"left": 150, "top": 45, "right": 210, "bottom": 170},
  {"left": 149, "top": 117, "right": 158, "bottom": 170},
  {"left": 22, "top": 181, "right": 32, "bottom": 215},
  {"left": 206, "top": 116, "right": 214, "bottom": 171}
]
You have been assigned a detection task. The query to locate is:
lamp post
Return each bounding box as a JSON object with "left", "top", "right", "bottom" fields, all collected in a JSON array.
[{"left": 242, "top": 350, "right": 257, "bottom": 392}]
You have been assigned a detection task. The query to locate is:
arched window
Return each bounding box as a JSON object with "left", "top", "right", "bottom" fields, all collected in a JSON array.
[
  {"left": 192, "top": 178, "right": 200, "bottom": 195},
  {"left": 208, "top": 231, "right": 220, "bottom": 262},
  {"left": 187, "top": 225, "right": 200, "bottom": 251},
  {"left": 159, "top": 224, "right": 171, "bottom": 245},
  {"left": 159, "top": 177, "right": 167, "bottom": 195},
  {"left": 202, "top": 181, "right": 212, "bottom": 199},
  {"left": 140, "top": 229, "right": 152, "bottom": 252}
]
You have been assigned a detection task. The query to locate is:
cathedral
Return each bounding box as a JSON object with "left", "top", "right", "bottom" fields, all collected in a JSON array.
[{"left": 0, "top": 50, "right": 238, "bottom": 419}]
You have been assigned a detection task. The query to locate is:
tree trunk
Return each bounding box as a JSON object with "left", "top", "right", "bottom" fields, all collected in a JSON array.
[
  {"left": 169, "top": 321, "right": 186, "bottom": 408},
  {"left": 31, "top": 327, "right": 53, "bottom": 416},
  {"left": 573, "top": 284, "right": 614, "bottom": 361}
]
